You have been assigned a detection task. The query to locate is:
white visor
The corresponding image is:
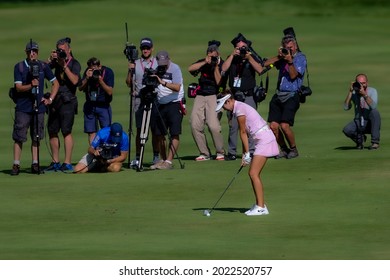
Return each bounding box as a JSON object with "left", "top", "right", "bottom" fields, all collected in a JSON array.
[{"left": 215, "top": 94, "right": 231, "bottom": 112}]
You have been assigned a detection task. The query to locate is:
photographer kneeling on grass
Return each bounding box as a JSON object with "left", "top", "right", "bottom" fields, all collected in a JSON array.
[
  {"left": 342, "top": 73, "right": 381, "bottom": 150},
  {"left": 74, "top": 122, "right": 129, "bottom": 173}
]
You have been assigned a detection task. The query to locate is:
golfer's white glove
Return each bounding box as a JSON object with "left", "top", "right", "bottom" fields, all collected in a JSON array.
[{"left": 242, "top": 152, "right": 251, "bottom": 165}]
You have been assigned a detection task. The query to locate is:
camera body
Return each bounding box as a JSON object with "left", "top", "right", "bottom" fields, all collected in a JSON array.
[
  {"left": 124, "top": 44, "right": 138, "bottom": 63},
  {"left": 352, "top": 81, "right": 361, "bottom": 93},
  {"left": 234, "top": 91, "right": 246, "bottom": 102},
  {"left": 239, "top": 46, "right": 248, "bottom": 56},
  {"left": 98, "top": 143, "right": 117, "bottom": 160},
  {"left": 56, "top": 49, "right": 67, "bottom": 59},
  {"left": 253, "top": 86, "right": 267, "bottom": 103},
  {"left": 210, "top": 56, "right": 218, "bottom": 66}
]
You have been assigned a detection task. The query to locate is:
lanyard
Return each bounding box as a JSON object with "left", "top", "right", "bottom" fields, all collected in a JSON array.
[{"left": 140, "top": 57, "right": 154, "bottom": 72}]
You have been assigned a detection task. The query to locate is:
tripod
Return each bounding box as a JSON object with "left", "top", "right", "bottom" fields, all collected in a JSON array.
[
  {"left": 136, "top": 95, "right": 185, "bottom": 171},
  {"left": 136, "top": 98, "right": 153, "bottom": 171}
]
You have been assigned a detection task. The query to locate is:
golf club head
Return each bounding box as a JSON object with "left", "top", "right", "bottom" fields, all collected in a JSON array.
[{"left": 203, "top": 209, "right": 211, "bottom": 217}]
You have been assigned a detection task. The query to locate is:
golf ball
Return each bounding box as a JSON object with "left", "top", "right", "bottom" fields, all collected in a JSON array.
[
  {"left": 206, "top": 212, "right": 211, "bottom": 217},
  {"left": 203, "top": 210, "right": 211, "bottom": 217}
]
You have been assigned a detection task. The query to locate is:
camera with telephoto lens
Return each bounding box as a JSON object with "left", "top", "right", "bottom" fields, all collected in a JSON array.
[
  {"left": 281, "top": 47, "right": 290, "bottom": 56},
  {"left": 92, "top": 69, "right": 101, "bottom": 80},
  {"left": 98, "top": 143, "right": 117, "bottom": 160},
  {"left": 210, "top": 56, "right": 218, "bottom": 66},
  {"left": 352, "top": 81, "right": 361, "bottom": 92},
  {"left": 239, "top": 46, "right": 248, "bottom": 56},
  {"left": 56, "top": 48, "right": 67, "bottom": 59},
  {"left": 123, "top": 44, "right": 138, "bottom": 63}
]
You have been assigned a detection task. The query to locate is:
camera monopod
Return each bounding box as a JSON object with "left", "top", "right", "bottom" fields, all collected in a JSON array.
[
  {"left": 123, "top": 22, "right": 138, "bottom": 168},
  {"left": 203, "top": 165, "right": 244, "bottom": 217},
  {"left": 30, "top": 39, "right": 43, "bottom": 175}
]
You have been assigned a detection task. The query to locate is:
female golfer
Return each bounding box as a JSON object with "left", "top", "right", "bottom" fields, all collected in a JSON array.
[{"left": 216, "top": 92, "right": 279, "bottom": 216}]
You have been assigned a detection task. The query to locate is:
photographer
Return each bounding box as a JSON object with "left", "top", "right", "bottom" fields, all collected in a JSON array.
[
  {"left": 10, "top": 41, "right": 59, "bottom": 176},
  {"left": 188, "top": 40, "right": 226, "bottom": 161},
  {"left": 45, "top": 37, "right": 81, "bottom": 172},
  {"left": 264, "top": 33, "right": 307, "bottom": 159},
  {"left": 343, "top": 74, "right": 381, "bottom": 149},
  {"left": 125, "top": 37, "right": 160, "bottom": 167},
  {"left": 149, "top": 51, "right": 185, "bottom": 170},
  {"left": 74, "top": 122, "right": 129, "bottom": 173},
  {"left": 79, "top": 57, "right": 115, "bottom": 145},
  {"left": 221, "top": 33, "right": 264, "bottom": 160}
]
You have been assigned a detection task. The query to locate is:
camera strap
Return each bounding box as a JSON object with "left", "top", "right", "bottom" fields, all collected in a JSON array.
[{"left": 304, "top": 63, "right": 310, "bottom": 88}]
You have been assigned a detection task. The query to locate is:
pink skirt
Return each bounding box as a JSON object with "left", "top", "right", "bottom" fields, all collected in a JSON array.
[{"left": 252, "top": 128, "right": 279, "bottom": 157}]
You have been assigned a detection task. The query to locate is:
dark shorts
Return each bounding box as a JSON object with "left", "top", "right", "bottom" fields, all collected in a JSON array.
[
  {"left": 48, "top": 99, "right": 77, "bottom": 136},
  {"left": 267, "top": 93, "right": 300, "bottom": 126},
  {"left": 12, "top": 111, "right": 45, "bottom": 143},
  {"left": 83, "top": 103, "right": 112, "bottom": 133},
  {"left": 153, "top": 102, "right": 183, "bottom": 136}
]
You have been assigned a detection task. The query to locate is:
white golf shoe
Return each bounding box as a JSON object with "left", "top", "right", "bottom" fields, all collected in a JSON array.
[{"left": 245, "top": 204, "right": 269, "bottom": 216}]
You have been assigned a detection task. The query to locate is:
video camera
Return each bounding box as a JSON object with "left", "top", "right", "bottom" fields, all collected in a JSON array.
[
  {"left": 142, "top": 66, "right": 167, "bottom": 88},
  {"left": 124, "top": 43, "right": 138, "bottom": 63},
  {"left": 142, "top": 68, "right": 160, "bottom": 88},
  {"left": 29, "top": 60, "right": 40, "bottom": 79}
]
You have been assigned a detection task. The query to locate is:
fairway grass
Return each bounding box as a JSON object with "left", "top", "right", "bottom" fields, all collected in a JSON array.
[{"left": 0, "top": 0, "right": 389, "bottom": 260}]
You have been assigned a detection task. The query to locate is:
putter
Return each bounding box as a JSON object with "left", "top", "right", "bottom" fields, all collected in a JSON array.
[{"left": 204, "top": 165, "right": 244, "bottom": 217}]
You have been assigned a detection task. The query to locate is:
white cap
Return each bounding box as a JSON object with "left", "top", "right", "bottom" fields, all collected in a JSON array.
[{"left": 216, "top": 94, "right": 231, "bottom": 112}]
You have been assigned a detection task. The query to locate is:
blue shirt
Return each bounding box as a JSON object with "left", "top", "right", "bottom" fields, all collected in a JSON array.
[
  {"left": 14, "top": 60, "right": 56, "bottom": 113},
  {"left": 278, "top": 52, "right": 307, "bottom": 92},
  {"left": 91, "top": 126, "right": 129, "bottom": 158}
]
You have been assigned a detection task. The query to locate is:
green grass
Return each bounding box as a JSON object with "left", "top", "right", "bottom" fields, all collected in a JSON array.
[{"left": 0, "top": 0, "right": 390, "bottom": 260}]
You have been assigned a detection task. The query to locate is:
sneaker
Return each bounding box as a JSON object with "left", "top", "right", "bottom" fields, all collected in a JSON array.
[
  {"left": 31, "top": 163, "right": 41, "bottom": 174},
  {"left": 10, "top": 164, "right": 20, "bottom": 176},
  {"left": 150, "top": 160, "right": 164, "bottom": 170},
  {"left": 195, "top": 154, "right": 210, "bottom": 161},
  {"left": 152, "top": 155, "right": 160, "bottom": 164},
  {"left": 275, "top": 149, "right": 288, "bottom": 159},
  {"left": 225, "top": 153, "right": 237, "bottom": 161},
  {"left": 215, "top": 153, "right": 225, "bottom": 161},
  {"left": 369, "top": 143, "right": 379, "bottom": 150},
  {"left": 59, "top": 163, "right": 73, "bottom": 173},
  {"left": 245, "top": 204, "right": 269, "bottom": 216},
  {"left": 287, "top": 147, "right": 299, "bottom": 159},
  {"left": 156, "top": 161, "right": 173, "bottom": 170},
  {"left": 44, "top": 162, "right": 61, "bottom": 172},
  {"left": 130, "top": 159, "right": 139, "bottom": 169}
]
